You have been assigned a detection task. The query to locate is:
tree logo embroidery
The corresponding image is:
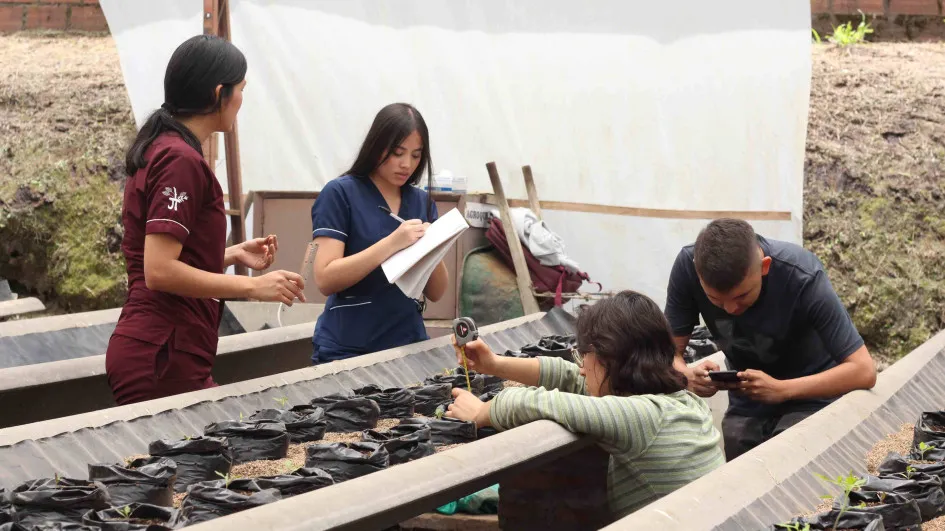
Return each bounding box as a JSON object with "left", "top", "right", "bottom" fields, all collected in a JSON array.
[{"left": 162, "top": 187, "right": 189, "bottom": 211}]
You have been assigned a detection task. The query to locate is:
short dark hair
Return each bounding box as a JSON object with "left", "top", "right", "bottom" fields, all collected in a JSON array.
[
  {"left": 693, "top": 218, "right": 759, "bottom": 292},
  {"left": 346, "top": 103, "right": 434, "bottom": 219},
  {"left": 125, "top": 35, "right": 247, "bottom": 175},
  {"left": 576, "top": 291, "right": 687, "bottom": 396}
]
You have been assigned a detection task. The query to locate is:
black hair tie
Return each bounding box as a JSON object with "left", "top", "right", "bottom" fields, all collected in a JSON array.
[{"left": 160, "top": 102, "right": 177, "bottom": 113}]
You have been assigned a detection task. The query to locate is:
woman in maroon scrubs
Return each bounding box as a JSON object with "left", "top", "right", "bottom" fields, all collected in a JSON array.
[{"left": 105, "top": 35, "right": 306, "bottom": 405}]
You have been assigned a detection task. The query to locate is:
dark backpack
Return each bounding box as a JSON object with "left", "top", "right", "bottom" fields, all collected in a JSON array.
[{"left": 484, "top": 217, "right": 600, "bottom": 307}]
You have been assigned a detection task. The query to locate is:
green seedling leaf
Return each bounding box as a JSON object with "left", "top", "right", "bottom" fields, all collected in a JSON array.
[
  {"left": 274, "top": 396, "right": 290, "bottom": 409},
  {"left": 117, "top": 505, "right": 133, "bottom": 519}
]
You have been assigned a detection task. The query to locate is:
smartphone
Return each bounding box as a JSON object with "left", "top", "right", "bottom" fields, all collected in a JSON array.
[{"left": 707, "top": 370, "right": 740, "bottom": 383}]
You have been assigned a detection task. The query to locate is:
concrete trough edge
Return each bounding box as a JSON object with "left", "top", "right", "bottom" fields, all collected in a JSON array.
[
  {"left": 0, "top": 308, "right": 121, "bottom": 337},
  {"left": 0, "top": 318, "right": 317, "bottom": 394},
  {"left": 0, "top": 313, "right": 545, "bottom": 446},
  {"left": 603, "top": 328, "right": 945, "bottom": 531},
  {"left": 0, "top": 298, "right": 45, "bottom": 319}
]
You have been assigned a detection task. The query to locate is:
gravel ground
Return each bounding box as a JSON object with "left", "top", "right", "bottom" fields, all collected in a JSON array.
[{"left": 866, "top": 423, "right": 914, "bottom": 474}]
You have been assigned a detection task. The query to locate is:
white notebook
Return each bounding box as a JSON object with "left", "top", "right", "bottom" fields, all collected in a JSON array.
[{"left": 382, "top": 207, "right": 469, "bottom": 299}]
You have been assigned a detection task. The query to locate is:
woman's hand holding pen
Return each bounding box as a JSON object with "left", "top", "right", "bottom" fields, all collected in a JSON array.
[{"left": 386, "top": 219, "right": 427, "bottom": 251}]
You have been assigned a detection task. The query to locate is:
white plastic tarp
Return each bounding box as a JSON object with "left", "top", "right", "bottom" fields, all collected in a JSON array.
[{"left": 99, "top": 0, "right": 811, "bottom": 306}]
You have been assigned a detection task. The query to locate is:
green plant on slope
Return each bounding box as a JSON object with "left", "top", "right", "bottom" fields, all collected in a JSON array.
[
  {"left": 828, "top": 10, "right": 873, "bottom": 47},
  {"left": 816, "top": 472, "right": 866, "bottom": 531}
]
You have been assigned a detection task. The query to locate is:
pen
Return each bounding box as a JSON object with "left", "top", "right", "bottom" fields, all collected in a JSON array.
[{"left": 378, "top": 205, "right": 405, "bottom": 223}]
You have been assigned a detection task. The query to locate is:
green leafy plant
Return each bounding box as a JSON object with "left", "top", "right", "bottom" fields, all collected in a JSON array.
[
  {"left": 815, "top": 472, "right": 866, "bottom": 531},
  {"left": 239, "top": 412, "right": 245, "bottom": 422},
  {"left": 434, "top": 405, "right": 446, "bottom": 420},
  {"left": 826, "top": 10, "right": 873, "bottom": 47},
  {"left": 54, "top": 472, "right": 61, "bottom": 486},
  {"left": 215, "top": 470, "right": 238, "bottom": 489},
  {"left": 116, "top": 505, "right": 133, "bottom": 519},
  {"left": 812, "top": 28, "right": 822, "bottom": 43},
  {"left": 917, "top": 441, "right": 937, "bottom": 460},
  {"left": 274, "top": 396, "right": 290, "bottom": 409}
]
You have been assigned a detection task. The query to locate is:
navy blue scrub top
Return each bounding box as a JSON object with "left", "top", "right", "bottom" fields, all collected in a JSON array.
[{"left": 310, "top": 174, "right": 439, "bottom": 364}]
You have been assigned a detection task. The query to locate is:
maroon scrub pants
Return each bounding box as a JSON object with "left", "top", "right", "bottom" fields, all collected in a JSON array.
[{"left": 105, "top": 333, "right": 217, "bottom": 406}]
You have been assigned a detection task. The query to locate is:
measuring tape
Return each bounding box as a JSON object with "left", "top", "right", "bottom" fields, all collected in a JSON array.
[{"left": 452, "top": 317, "right": 479, "bottom": 392}]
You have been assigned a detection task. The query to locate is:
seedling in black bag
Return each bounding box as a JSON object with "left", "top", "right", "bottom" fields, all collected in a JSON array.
[
  {"left": 815, "top": 472, "right": 865, "bottom": 531},
  {"left": 775, "top": 523, "right": 811, "bottom": 531},
  {"left": 215, "top": 471, "right": 237, "bottom": 489},
  {"left": 918, "top": 441, "right": 937, "bottom": 460},
  {"left": 274, "top": 396, "right": 290, "bottom": 409},
  {"left": 434, "top": 405, "right": 446, "bottom": 420},
  {"left": 117, "top": 505, "right": 133, "bottom": 519}
]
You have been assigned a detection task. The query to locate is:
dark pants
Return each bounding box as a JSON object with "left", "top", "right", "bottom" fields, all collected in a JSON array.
[
  {"left": 722, "top": 409, "right": 815, "bottom": 461},
  {"left": 106, "top": 333, "right": 217, "bottom": 406}
]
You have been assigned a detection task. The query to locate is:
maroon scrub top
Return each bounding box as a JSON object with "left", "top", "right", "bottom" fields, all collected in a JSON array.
[{"left": 105, "top": 132, "right": 226, "bottom": 405}]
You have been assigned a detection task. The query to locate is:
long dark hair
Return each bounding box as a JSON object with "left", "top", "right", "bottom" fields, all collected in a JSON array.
[
  {"left": 125, "top": 35, "right": 247, "bottom": 175},
  {"left": 345, "top": 103, "right": 434, "bottom": 219},
  {"left": 576, "top": 291, "right": 688, "bottom": 396}
]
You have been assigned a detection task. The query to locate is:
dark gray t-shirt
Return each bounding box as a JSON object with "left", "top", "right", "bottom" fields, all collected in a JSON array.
[{"left": 664, "top": 236, "right": 864, "bottom": 417}]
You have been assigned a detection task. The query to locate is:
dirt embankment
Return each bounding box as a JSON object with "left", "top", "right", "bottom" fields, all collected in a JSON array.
[
  {"left": 1, "top": 34, "right": 943, "bottom": 365},
  {"left": 804, "top": 44, "right": 945, "bottom": 364}
]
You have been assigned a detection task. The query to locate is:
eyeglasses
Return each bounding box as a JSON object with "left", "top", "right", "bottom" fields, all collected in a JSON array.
[{"left": 570, "top": 347, "right": 585, "bottom": 368}]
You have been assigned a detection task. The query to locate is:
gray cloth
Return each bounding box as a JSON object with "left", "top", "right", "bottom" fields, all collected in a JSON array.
[{"left": 664, "top": 236, "right": 864, "bottom": 418}]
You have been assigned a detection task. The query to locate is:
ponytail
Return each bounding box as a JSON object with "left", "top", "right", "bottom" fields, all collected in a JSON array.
[{"left": 124, "top": 108, "right": 203, "bottom": 176}]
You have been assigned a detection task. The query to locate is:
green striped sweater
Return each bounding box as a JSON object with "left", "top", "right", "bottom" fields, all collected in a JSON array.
[{"left": 489, "top": 357, "right": 725, "bottom": 519}]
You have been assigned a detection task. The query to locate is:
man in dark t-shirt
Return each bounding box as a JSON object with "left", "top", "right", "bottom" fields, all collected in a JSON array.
[{"left": 664, "top": 219, "right": 877, "bottom": 461}]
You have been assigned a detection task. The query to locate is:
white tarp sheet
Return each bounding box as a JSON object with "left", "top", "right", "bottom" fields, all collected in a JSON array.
[{"left": 99, "top": 0, "right": 811, "bottom": 306}]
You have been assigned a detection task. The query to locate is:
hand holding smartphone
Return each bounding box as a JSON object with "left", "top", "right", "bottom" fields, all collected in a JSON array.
[{"left": 707, "top": 370, "right": 740, "bottom": 383}]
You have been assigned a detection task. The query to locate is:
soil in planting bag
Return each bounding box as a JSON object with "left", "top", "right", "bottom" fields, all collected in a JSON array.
[
  {"left": 519, "top": 334, "right": 576, "bottom": 360},
  {"left": 805, "top": 509, "right": 886, "bottom": 530},
  {"left": 477, "top": 426, "right": 498, "bottom": 440},
  {"left": 203, "top": 420, "right": 290, "bottom": 464},
  {"left": 397, "top": 417, "right": 477, "bottom": 446},
  {"left": 879, "top": 454, "right": 945, "bottom": 482},
  {"left": 249, "top": 408, "right": 327, "bottom": 443},
  {"left": 253, "top": 467, "right": 335, "bottom": 497},
  {"left": 0, "top": 489, "right": 10, "bottom": 524},
  {"left": 914, "top": 412, "right": 945, "bottom": 447},
  {"left": 454, "top": 366, "right": 504, "bottom": 394},
  {"left": 179, "top": 480, "right": 281, "bottom": 525},
  {"left": 361, "top": 424, "right": 435, "bottom": 465},
  {"left": 836, "top": 491, "right": 922, "bottom": 531},
  {"left": 82, "top": 502, "right": 186, "bottom": 531},
  {"left": 408, "top": 384, "right": 452, "bottom": 416},
  {"left": 479, "top": 388, "right": 502, "bottom": 402},
  {"left": 148, "top": 436, "right": 233, "bottom": 493},
  {"left": 87, "top": 457, "right": 177, "bottom": 507},
  {"left": 863, "top": 473, "right": 945, "bottom": 521},
  {"left": 10, "top": 477, "right": 111, "bottom": 527},
  {"left": 308, "top": 393, "right": 351, "bottom": 410},
  {"left": 304, "top": 442, "right": 390, "bottom": 482},
  {"left": 321, "top": 398, "right": 381, "bottom": 433},
  {"left": 353, "top": 385, "right": 416, "bottom": 418},
  {"left": 423, "top": 373, "right": 485, "bottom": 396}
]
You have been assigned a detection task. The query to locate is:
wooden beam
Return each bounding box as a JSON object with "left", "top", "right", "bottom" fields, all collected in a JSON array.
[
  {"left": 486, "top": 162, "right": 540, "bottom": 315},
  {"left": 521, "top": 166, "right": 543, "bottom": 221},
  {"left": 471, "top": 194, "right": 792, "bottom": 222}
]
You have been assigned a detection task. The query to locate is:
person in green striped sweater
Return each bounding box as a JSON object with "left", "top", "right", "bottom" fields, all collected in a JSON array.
[{"left": 445, "top": 290, "right": 725, "bottom": 520}]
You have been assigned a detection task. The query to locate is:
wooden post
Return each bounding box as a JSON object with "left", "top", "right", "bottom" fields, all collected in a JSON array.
[
  {"left": 486, "top": 162, "right": 540, "bottom": 315},
  {"left": 521, "top": 165, "right": 543, "bottom": 221},
  {"left": 203, "top": 0, "right": 247, "bottom": 276}
]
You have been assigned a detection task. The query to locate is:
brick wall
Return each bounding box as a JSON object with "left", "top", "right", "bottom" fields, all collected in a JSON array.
[
  {"left": 0, "top": 0, "right": 107, "bottom": 33},
  {"left": 812, "top": 0, "right": 942, "bottom": 16}
]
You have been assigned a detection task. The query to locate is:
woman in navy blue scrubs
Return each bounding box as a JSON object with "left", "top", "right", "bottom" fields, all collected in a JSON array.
[{"left": 309, "top": 103, "right": 448, "bottom": 363}]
